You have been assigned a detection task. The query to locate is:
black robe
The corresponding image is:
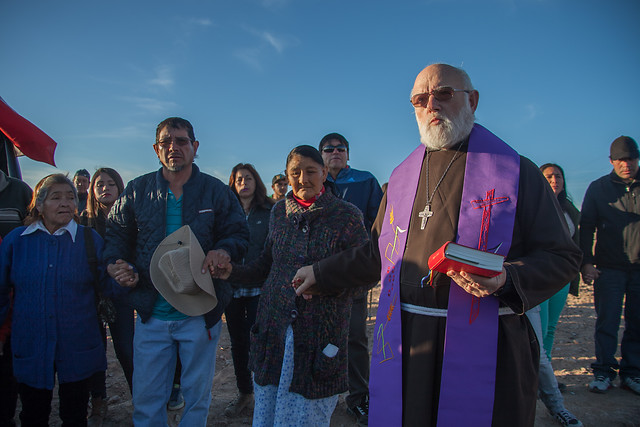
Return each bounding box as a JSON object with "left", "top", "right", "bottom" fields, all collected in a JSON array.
[{"left": 314, "top": 143, "right": 582, "bottom": 426}]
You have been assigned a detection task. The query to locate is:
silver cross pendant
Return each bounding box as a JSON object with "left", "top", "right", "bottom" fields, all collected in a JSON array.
[{"left": 418, "top": 204, "right": 433, "bottom": 230}]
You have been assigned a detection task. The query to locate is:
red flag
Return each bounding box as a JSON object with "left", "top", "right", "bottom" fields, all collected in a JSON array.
[{"left": 0, "top": 97, "right": 57, "bottom": 166}]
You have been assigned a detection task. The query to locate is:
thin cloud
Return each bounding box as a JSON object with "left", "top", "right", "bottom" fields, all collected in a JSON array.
[
  {"left": 524, "top": 104, "right": 537, "bottom": 121},
  {"left": 120, "top": 97, "right": 179, "bottom": 114},
  {"left": 233, "top": 48, "right": 263, "bottom": 71},
  {"left": 261, "top": 0, "right": 290, "bottom": 8},
  {"left": 75, "top": 124, "right": 149, "bottom": 140},
  {"left": 189, "top": 18, "right": 213, "bottom": 27},
  {"left": 242, "top": 25, "right": 299, "bottom": 54},
  {"left": 149, "top": 66, "right": 174, "bottom": 89},
  {"left": 263, "top": 31, "right": 285, "bottom": 53}
]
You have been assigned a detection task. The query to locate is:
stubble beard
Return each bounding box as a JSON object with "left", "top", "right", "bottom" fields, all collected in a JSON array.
[{"left": 418, "top": 104, "right": 475, "bottom": 150}]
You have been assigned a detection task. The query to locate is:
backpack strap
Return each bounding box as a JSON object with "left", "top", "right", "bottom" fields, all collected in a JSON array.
[{"left": 82, "top": 226, "right": 102, "bottom": 300}]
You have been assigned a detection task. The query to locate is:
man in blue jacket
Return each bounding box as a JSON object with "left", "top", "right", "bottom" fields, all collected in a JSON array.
[
  {"left": 319, "top": 132, "right": 383, "bottom": 425},
  {"left": 104, "top": 117, "right": 249, "bottom": 426}
]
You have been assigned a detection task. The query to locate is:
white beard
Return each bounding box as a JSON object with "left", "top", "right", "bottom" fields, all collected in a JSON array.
[{"left": 418, "top": 104, "right": 475, "bottom": 150}]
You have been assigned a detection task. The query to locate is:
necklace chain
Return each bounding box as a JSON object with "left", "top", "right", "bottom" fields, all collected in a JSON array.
[{"left": 419, "top": 144, "right": 462, "bottom": 230}]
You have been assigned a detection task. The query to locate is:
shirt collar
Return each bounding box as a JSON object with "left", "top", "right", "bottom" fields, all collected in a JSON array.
[{"left": 21, "top": 219, "right": 78, "bottom": 242}]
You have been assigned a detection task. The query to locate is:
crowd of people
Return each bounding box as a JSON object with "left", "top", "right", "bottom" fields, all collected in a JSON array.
[{"left": 0, "top": 63, "right": 638, "bottom": 427}]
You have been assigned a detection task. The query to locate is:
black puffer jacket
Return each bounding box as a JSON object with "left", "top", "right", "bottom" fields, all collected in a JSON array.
[
  {"left": 580, "top": 170, "right": 640, "bottom": 270},
  {"left": 104, "top": 165, "right": 250, "bottom": 328}
]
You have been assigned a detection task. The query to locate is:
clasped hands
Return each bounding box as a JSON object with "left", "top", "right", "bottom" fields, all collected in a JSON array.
[
  {"left": 107, "top": 259, "right": 139, "bottom": 287},
  {"left": 202, "top": 249, "right": 232, "bottom": 280}
]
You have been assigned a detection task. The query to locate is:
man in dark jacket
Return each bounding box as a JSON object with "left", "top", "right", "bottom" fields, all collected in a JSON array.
[
  {"left": 104, "top": 117, "right": 249, "bottom": 426},
  {"left": 319, "top": 132, "right": 383, "bottom": 425},
  {"left": 581, "top": 135, "right": 640, "bottom": 396}
]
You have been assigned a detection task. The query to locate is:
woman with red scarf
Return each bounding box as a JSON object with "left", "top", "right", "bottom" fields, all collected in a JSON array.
[{"left": 212, "top": 145, "right": 369, "bottom": 426}]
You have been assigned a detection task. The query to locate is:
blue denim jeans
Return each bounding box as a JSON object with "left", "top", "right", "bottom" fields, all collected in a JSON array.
[
  {"left": 132, "top": 315, "right": 221, "bottom": 427},
  {"left": 225, "top": 295, "right": 259, "bottom": 394},
  {"left": 592, "top": 268, "right": 640, "bottom": 380},
  {"left": 526, "top": 306, "right": 565, "bottom": 413}
]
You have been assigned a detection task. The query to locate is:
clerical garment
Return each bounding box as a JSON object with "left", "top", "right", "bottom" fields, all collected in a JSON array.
[{"left": 313, "top": 138, "right": 582, "bottom": 426}]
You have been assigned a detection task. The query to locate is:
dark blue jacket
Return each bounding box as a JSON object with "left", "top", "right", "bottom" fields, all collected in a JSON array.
[
  {"left": 327, "top": 166, "right": 383, "bottom": 233},
  {"left": 0, "top": 225, "right": 123, "bottom": 389},
  {"left": 104, "top": 165, "right": 250, "bottom": 328}
]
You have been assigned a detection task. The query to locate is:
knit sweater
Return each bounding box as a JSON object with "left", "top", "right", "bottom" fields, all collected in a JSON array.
[
  {"left": 230, "top": 190, "right": 369, "bottom": 399},
  {"left": 0, "top": 224, "right": 126, "bottom": 389}
]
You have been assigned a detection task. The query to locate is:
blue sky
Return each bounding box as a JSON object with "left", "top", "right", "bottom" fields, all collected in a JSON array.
[{"left": 2, "top": 0, "right": 639, "bottom": 206}]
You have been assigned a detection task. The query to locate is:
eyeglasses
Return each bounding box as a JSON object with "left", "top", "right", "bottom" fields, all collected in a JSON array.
[
  {"left": 156, "top": 137, "right": 192, "bottom": 148},
  {"left": 322, "top": 145, "right": 347, "bottom": 153},
  {"left": 410, "top": 86, "right": 471, "bottom": 108}
]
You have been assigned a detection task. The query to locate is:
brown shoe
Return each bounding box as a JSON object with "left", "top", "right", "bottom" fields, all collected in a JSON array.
[
  {"left": 87, "top": 396, "right": 108, "bottom": 427},
  {"left": 224, "top": 393, "right": 254, "bottom": 417}
]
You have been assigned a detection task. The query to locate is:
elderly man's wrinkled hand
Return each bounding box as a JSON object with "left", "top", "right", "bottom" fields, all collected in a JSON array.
[
  {"left": 203, "top": 249, "right": 232, "bottom": 279},
  {"left": 447, "top": 267, "right": 507, "bottom": 298},
  {"left": 108, "top": 259, "right": 139, "bottom": 287}
]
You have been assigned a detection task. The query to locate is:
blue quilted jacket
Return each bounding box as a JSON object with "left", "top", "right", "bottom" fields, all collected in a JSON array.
[{"left": 103, "top": 165, "right": 250, "bottom": 328}]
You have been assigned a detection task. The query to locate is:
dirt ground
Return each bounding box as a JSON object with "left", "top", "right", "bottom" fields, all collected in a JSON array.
[{"left": 32, "top": 281, "right": 640, "bottom": 426}]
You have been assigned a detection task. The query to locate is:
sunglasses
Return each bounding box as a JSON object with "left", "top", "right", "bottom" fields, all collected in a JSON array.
[
  {"left": 156, "top": 137, "right": 192, "bottom": 148},
  {"left": 322, "top": 145, "right": 347, "bottom": 153},
  {"left": 410, "top": 86, "right": 471, "bottom": 108}
]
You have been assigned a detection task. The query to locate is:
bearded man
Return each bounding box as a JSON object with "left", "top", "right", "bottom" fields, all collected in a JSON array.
[{"left": 293, "top": 64, "right": 581, "bottom": 426}]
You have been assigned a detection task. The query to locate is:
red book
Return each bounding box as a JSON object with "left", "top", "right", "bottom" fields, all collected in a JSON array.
[{"left": 428, "top": 241, "right": 504, "bottom": 278}]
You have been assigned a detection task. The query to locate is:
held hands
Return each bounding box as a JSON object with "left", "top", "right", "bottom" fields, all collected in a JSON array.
[
  {"left": 202, "top": 249, "right": 232, "bottom": 279},
  {"left": 581, "top": 264, "right": 601, "bottom": 285},
  {"left": 292, "top": 265, "right": 317, "bottom": 300},
  {"left": 107, "top": 259, "right": 139, "bottom": 288},
  {"left": 447, "top": 267, "right": 507, "bottom": 298}
]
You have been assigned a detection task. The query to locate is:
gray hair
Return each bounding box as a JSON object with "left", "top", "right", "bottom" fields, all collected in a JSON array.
[{"left": 24, "top": 173, "right": 79, "bottom": 225}]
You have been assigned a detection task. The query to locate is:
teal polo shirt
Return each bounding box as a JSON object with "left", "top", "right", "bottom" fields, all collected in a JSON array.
[{"left": 152, "top": 189, "right": 189, "bottom": 320}]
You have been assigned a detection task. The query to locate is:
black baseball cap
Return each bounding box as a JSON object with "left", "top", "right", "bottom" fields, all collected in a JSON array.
[{"left": 610, "top": 136, "right": 639, "bottom": 160}]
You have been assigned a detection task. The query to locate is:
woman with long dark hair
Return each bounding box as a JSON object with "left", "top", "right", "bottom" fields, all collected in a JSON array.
[
  {"left": 223, "top": 163, "right": 273, "bottom": 417},
  {"left": 80, "top": 168, "right": 134, "bottom": 424},
  {"left": 539, "top": 163, "right": 580, "bottom": 357},
  {"left": 522, "top": 163, "right": 582, "bottom": 426}
]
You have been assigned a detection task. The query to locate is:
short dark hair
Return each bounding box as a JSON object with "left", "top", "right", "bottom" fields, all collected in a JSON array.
[
  {"left": 155, "top": 117, "right": 196, "bottom": 143},
  {"left": 229, "top": 163, "right": 271, "bottom": 210},
  {"left": 286, "top": 145, "right": 325, "bottom": 170},
  {"left": 319, "top": 132, "right": 349, "bottom": 152},
  {"left": 74, "top": 169, "right": 90, "bottom": 180}
]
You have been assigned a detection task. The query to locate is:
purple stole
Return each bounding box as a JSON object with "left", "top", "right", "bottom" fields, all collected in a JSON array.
[{"left": 370, "top": 124, "right": 520, "bottom": 426}]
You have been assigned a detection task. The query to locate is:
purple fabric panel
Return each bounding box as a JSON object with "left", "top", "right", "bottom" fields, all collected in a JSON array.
[
  {"left": 437, "top": 124, "right": 520, "bottom": 427},
  {"left": 370, "top": 144, "right": 425, "bottom": 427}
]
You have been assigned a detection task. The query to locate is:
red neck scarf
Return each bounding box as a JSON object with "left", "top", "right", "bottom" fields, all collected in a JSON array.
[{"left": 292, "top": 186, "right": 325, "bottom": 208}]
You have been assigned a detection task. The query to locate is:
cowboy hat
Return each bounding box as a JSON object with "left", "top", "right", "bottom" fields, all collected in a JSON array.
[{"left": 150, "top": 225, "right": 217, "bottom": 316}]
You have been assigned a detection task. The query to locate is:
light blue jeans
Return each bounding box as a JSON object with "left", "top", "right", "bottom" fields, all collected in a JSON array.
[
  {"left": 526, "top": 306, "right": 565, "bottom": 413},
  {"left": 132, "top": 315, "right": 221, "bottom": 427}
]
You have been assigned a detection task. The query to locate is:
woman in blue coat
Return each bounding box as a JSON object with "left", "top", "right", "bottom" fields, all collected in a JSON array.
[{"left": 0, "top": 174, "right": 133, "bottom": 426}]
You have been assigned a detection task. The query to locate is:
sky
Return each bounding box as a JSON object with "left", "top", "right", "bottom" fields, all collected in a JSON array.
[{"left": 1, "top": 0, "right": 639, "bottom": 206}]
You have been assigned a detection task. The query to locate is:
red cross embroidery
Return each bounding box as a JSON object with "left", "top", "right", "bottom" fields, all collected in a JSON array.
[{"left": 467, "top": 189, "right": 510, "bottom": 324}]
